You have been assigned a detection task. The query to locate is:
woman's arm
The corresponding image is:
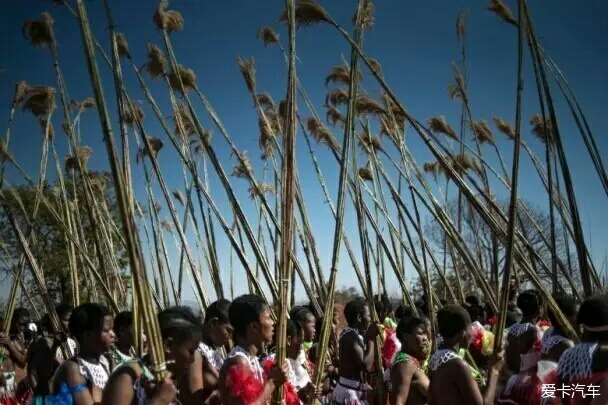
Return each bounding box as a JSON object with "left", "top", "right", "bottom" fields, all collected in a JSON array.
[
  {"left": 187, "top": 350, "right": 206, "bottom": 403},
  {"left": 390, "top": 362, "right": 415, "bottom": 405}
]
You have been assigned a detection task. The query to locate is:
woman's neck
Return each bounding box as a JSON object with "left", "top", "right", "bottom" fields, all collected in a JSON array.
[
  {"left": 202, "top": 328, "right": 216, "bottom": 349},
  {"left": 237, "top": 339, "right": 259, "bottom": 357},
  {"left": 439, "top": 340, "right": 460, "bottom": 353},
  {"left": 78, "top": 347, "right": 101, "bottom": 363}
]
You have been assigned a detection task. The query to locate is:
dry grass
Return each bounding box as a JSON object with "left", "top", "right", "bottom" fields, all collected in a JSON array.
[
  {"left": 355, "top": 95, "right": 385, "bottom": 117},
  {"left": 428, "top": 116, "right": 458, "bottom": 140},
  {"left": 124, "top": 104, "right": 144, "bottom": 126},
  {"left": 493, "top": 116, "right": 515, "bottom": 140},
  {"left": 325, "top": 65, "right": 362, "bottom": 88},
  {"left": 325, "top": 104, "right": 346, "bottom": 128},
  {"left": 22, "top": 13, "right": 53, "bottom": 48},
  {"left": 470, "top": 120, "right": 495, "bottom": 145},
  {"left": 488, "top": 0, "right": 517, "bottom": 26},
  {"left": 168, "top": 65, "right": 197, "bottom": 92},
  {"left": 20, "top": 85, "right": 56, "bottom": 118},
  {"left": 248, "top": 183, "right": 276, "bottom": 200},
  {"left": 232, "top": 151, "right": 254, "bottom": 178},
  {"left": 326, "top": 88, "right": 349, "bottom": 107},
  {"left": 144, "top": 43, "right": 167, "bottom": 79},
  {"left": 65, "top": 146, "right": 93, "bottom": 173},
  {"left": 358, "top": 163, "right": 374, "bottom": 182},
  {"left": 172, "top": 190, "right": 185, "bottom": 206},
  {"left": 237, "top": 57, "right": 256, "bottom": 95},
  {"left": 174, "top": 103, "right": 197, "bottom": 138},
  {"left": 257, "top": 27, "right": 279, "bottom": 47},
  {"left": 354, "top": 1, "right": 375, "bottom": 30},
  {"left": 279, "top": 0, "right": 332, "bottom": 28},
  {"left": 530, "top": 114, "right": 554, "bottom": 143},
  {"left": 359, "top": 133, "right": 384, "bottom": 155},
  {"left": 116, "top": 33, "right": 129, "bottom": 57},
  {"left": 306, "top": 117, "right": 340, "bottom": 151},
  {"left": 256, "top": 92, "right": 276, "bottom": 112},
  {"left": 153, "top": 0, "right": 184, "bottom": 33}
]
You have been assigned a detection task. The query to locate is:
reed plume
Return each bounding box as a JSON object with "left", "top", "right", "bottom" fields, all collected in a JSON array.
[
  {"left": 22, "top": 13, "right": 53, "bottom": 48},
  {"left": 172, "top": 190, "right": 185, "bottom": 206},
  {"left": 124, "top": 104, "right": 144, "bottom": 126},
  {"left": 248, "top": 183, "right": 276, "bottom": 199},
  {"left": 20, "top": 85, "right": 56, "bottom": 118},
  {"left": 174, "top": 103, "right": 197, "bottom": 138},
  {"left": 168, "top": 65, "right": 197, "bottom": 92},
  {"left": 256, "top": 92, "right": 276, "bottom": 112},
  {"left": 456, "top": 11, "right": 467, "bottom": 41},
  {"left": 65, "top": 146, "right": 93, "bottom": 174},
  {"left": 488, "top": 0, "right": 518, "bottom": 26},
  {"left": 470, "top": 119, "right": 495, "bottom": 144},
  {"left": 354, "top": 1, "right": 375, "bottom": 30},
  {"left": 325, "top": 104, "right": 346, "bottom": 127},
  {"left": 358, "top": 163, "right": 374, "bottom": 182},
  {"left": 232, "top": 151, "right": 254, "bottom": 178},
  {"left": 493, "top": 116, "right": 516, "bottom": 140},
  {"left": 278, "top": 0, "right": 332, "bottom": 28},
  {"left": 306, "top": 117, "right": 340, "bottom": 151},
  {"left": 144, "top": 43, "right": 166, "bottom": 79},
  {"left": 326, "top": 88, "right": 349, "bottom": 107},
  {"left": 116, "top": 33, "right": 129, "bottom": 57},
  {"left": 153, "top": 0, "right": 184, "bottom": 33},
  {"left": 530, "top": 114, "right": 554, "bottom": 143},
  {"left": 325, "top": 65, "right": 362, "bottom": 87},
  {"left": 237, "top": 56, "right": 256, "bottom": 96},
  {"left": 257, "top": 27, "right": 279, "bottom": 47},
  {"left": 355, "top": 95, "right": 385, "bottom": 116},
  {"left": 428, "top": 116, "right": 458, "bottom": 140},
  {"left": 359, "top": 133, "right": 384, "bottom": 154}
]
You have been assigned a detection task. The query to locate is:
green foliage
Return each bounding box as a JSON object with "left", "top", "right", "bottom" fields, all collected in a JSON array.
[{"left": 0, "top": 171, "right": 128, "bottom": 306}]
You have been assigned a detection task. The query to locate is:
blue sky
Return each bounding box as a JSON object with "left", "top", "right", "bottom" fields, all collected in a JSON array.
[{"left": 1, "top": 0, "right": 607, "bottom": 304}]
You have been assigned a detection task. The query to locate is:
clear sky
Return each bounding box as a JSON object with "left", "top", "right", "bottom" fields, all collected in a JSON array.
[{"left": 1, "top": 0, "right": 607, "bottom": 304}]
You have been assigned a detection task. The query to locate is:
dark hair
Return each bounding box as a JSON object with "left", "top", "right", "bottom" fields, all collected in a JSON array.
[
  {"left": 374, "top": 294, "right": 392, "bottom": 317},
  {"left": 11, "top": 307, "right": 31, "bottom": 332},
  {"left": 56, "top": 304, "right": 73, "bottom": 319},
  {"left": 158, "top": 306, "right": 203, "bottom": 343},
  {"left": 286, "top": 319, "right": 303, "bottom": 340},
  {"left": 114, "top": 311, "right": 133, "bottom": 333},
  {"left": 204, "top": 299, "right": 231, "bottom": 324},
  {"left": 344, "top": 298, "right": 367, "bottom": 326},
  {"left": 229, "top": 294, "right": 269, "bottom": 339},
  {"left": 465, "top": 295, "right": 480, "bottom": 307},
  {"left": 437, "top": 304, "right": 471, "bottom": 340},
  {"left": 396, "top": 317, "right": 426, "bottom": 343},
  {"left": 506, "top": 304, "right": 522, "bottom": 327},
  {"left": 517, "top": 290, "right": 543, "bottom": 318},
  {"left": 547, "top": 294, "right": 577, "bottom": 329},
  {"left": 577, "top": 295, "right": 608, "bottom": 341},
  {"left": 290, "top": 306, "right": 314, "bottom": 328},
  {"left": 394, "top": 305, "right": 413, "bottom": 321},
  {"left": 68, "top": 303, "right": 110, "bottom": 341},
  {"left": 467, "top": 304, "right": 485, "bottom": 323}
]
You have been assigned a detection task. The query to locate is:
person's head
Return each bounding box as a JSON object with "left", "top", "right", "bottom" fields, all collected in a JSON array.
[
  {"left": 415, "top": 297, "right": 428, "bottom": 316},
  {"left": 344, "top": 298, "right": 370, "bottom": 332},
  {"left": 506, "top": 304, "right": 522, "bottom": 327},
  {"left": 437, "top": 304, "right": 472, "bottom": 348},
  {"left": 158, "top": 306, "right": 203, "bottom": 369},
  {"left": 517, "top": 289, "right": 544, "bottom": 321},
  {"left": 203, "top": 299, "right": 233, "bottom": 347},
  {"left": 374, "top": 294, "right": 392, "bottom": 321},
  {"left": 229, "top": 294, "right": 273, "bottom": 348},
  {"left": 465, "top": 295, "right": 480, "bottom": 307},
  {"left": 578, "top": 295, "right": 608, "bottom": 343},
  {"left": 290, "top": 306, "right": 316, "bottom": 342},
  {"left": 114, "top": 311, "right": 134, "bottom": 349},
  {"left": 466, "top": 304, "right": 485, "bottom": 324},
  {"left": 56, "top": 304, "right": 73, "bottom": 332},
  {"left": 396, "top": 317, "right": 429, "bottom": 360},
  {"left": 285, "top": 319, "right": 304, "bottom": 358},
  {"left": 69, "top": 303, "right": 113, "bottom": 354},
  {"left": 11, "top": 308, "right": 31, "bottom": 335},
  {"left": 394, "top": 305, "right": 413, "bottom": 322},
  {"left": 547, "top": 294, "right": 578, "bottom": 334}
]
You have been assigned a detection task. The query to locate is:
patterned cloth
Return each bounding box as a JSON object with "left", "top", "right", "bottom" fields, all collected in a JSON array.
[
  {"left": 75, "top": 355, "right": 111, "bottom": 389},
  {"left": 198, "top": 342, "right": 225, "bottom": 371},
  {"left": 556, "top": 343, "right": 608, "bottom": 405},
  {"left": 227, "top": 346, "right": 264, "bottom": 383},
  {"left": 55, "top": 338, "right": 77, "bottom": 361},
  {"left": 540, "top": 328, "right": 566, "bottom": 355},
  {"left": 331, "top": 377, "right": 368, "bottom": 405},
  {"left": 428, "top": 349, "right": 459, "bottom": 372}
]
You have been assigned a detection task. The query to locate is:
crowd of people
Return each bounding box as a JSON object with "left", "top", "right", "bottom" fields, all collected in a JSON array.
[{"left": 1, "top": 289, "right": 608, "bottom": 404}]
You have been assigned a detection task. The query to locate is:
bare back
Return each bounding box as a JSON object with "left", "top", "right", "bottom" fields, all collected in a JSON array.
[
  {"left": 428, "top": 352, "right": 483, "bottom": 405},
  {"left": 338, "top": 330, "right": 366, "bottom": 382}
]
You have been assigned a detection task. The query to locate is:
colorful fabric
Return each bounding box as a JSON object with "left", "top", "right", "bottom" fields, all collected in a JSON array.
[
  {"left": 198, "top": 342, "right": 225, "bottom": 371},
  {"left": 55, "top": 339, "right": 77, "bottom": 362},
  {"left": 381, "top": 329, "right": 401, "bottom": 369},
  {"left": 383, "top": 318, "right": 397, "bottom": 330}
]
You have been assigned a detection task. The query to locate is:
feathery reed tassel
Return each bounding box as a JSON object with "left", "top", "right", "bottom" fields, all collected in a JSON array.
[
  {"left": 530, "top": 114, "right": 554, "bottom": 143},
  {"left": 325, "top": 65, "right": 362, "bottom": 87},
  {"left": 326, "top": 88, "right": 349, "bottom": 107},
  {"left": 488, "top": 0, "right": 518, "bottom": 26},
  {"left": 306, "top": 117, "right": 340, "bottom": 151},
  {"left": 22, "top": 13, "right": 53, "bottom": 48},
  {"left": 428, "top": 116, "right": 458, "bottom": 140},
  {"left": 144, "top": 43, "right": 167, "bottom": 79},
  {"left": 153, "top": 0, "right": 184, "bottom": 33},
  {"left": 325, "top": 104, "right": 346, "bottom": 127},
  {"left": 257, "top": 26, "right": 280, "bottom": 46},
  {"left": 167, "top": 65, "right": 197, "bottom": 92},
  {"left": 116, "top": 33, "right": 129, "bottom": 57},
  {"left": 493, "top": 116, "right": 516, "bottom": 140},
  {"left": 278, "top": 0, "right": 332, "bottom": 28}
]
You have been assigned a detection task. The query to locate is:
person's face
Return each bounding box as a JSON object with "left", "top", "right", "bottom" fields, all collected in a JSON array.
[
  {"left": 303, "top": 314, "right": 316, "bottom": 341},
  {"left": 167, "top": 336, "right": 200, "bottom": 369},
  {"left": 60, "top": 312, "right": 71, "bottom": 332},
  {"left": 423, "top": 320, "right": 432, "bottom": 342},
  {"left": 405, "top": 326, "right": 430, "bottom": 360},
  {"left": 101, "top": 315, "right": 115, "bottom": 349},
  {"left": 361, "top": 306, "right": 371, "bottom": 331},
  {"left": 258, "top": 307, "right": 275, "bottom": 344},
  {"left": 212, "top": 321, "right": 234, "bottom": 347},
  {"left": 287, "top": 330, "right": 304, "bottom": 356},
  {"left": 17, "top": 316, "right": 30, "bottom": 334}
]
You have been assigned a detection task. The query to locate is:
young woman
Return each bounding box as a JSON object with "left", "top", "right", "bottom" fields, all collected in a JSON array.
[
  {"left": 262, "top": 319, "right": 315, "bottom": 404},
  {"left": 47, "top": 303, "right": 114, "bottom": 405},
  {"left": 332, "top": 298, "right": 381, "bottom": 405},
  {"left": 389, "top": 317, "right": 430, "bottom": 405},
  {"left": 192, "top": 299, "right": 232, "bottom": 404},
  {"left": 107, "top": 311, "right": 135, "bottom": 371},
  {"left": 218, "top": 294, "right": 288, "bottom": 405},
  {"left": 102, "top": 306, "right": 202, "bottom": 405},
  {"left": 557, "top": 294, "right": 608, "bottom": 405},
  {"left": 427, "top": 305, "right": 503, "bottom": 405}
]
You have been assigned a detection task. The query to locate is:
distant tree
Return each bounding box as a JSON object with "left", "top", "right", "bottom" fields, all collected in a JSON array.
[{"left": 0, "top": 171, "right": 128, "bottom": 308}]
